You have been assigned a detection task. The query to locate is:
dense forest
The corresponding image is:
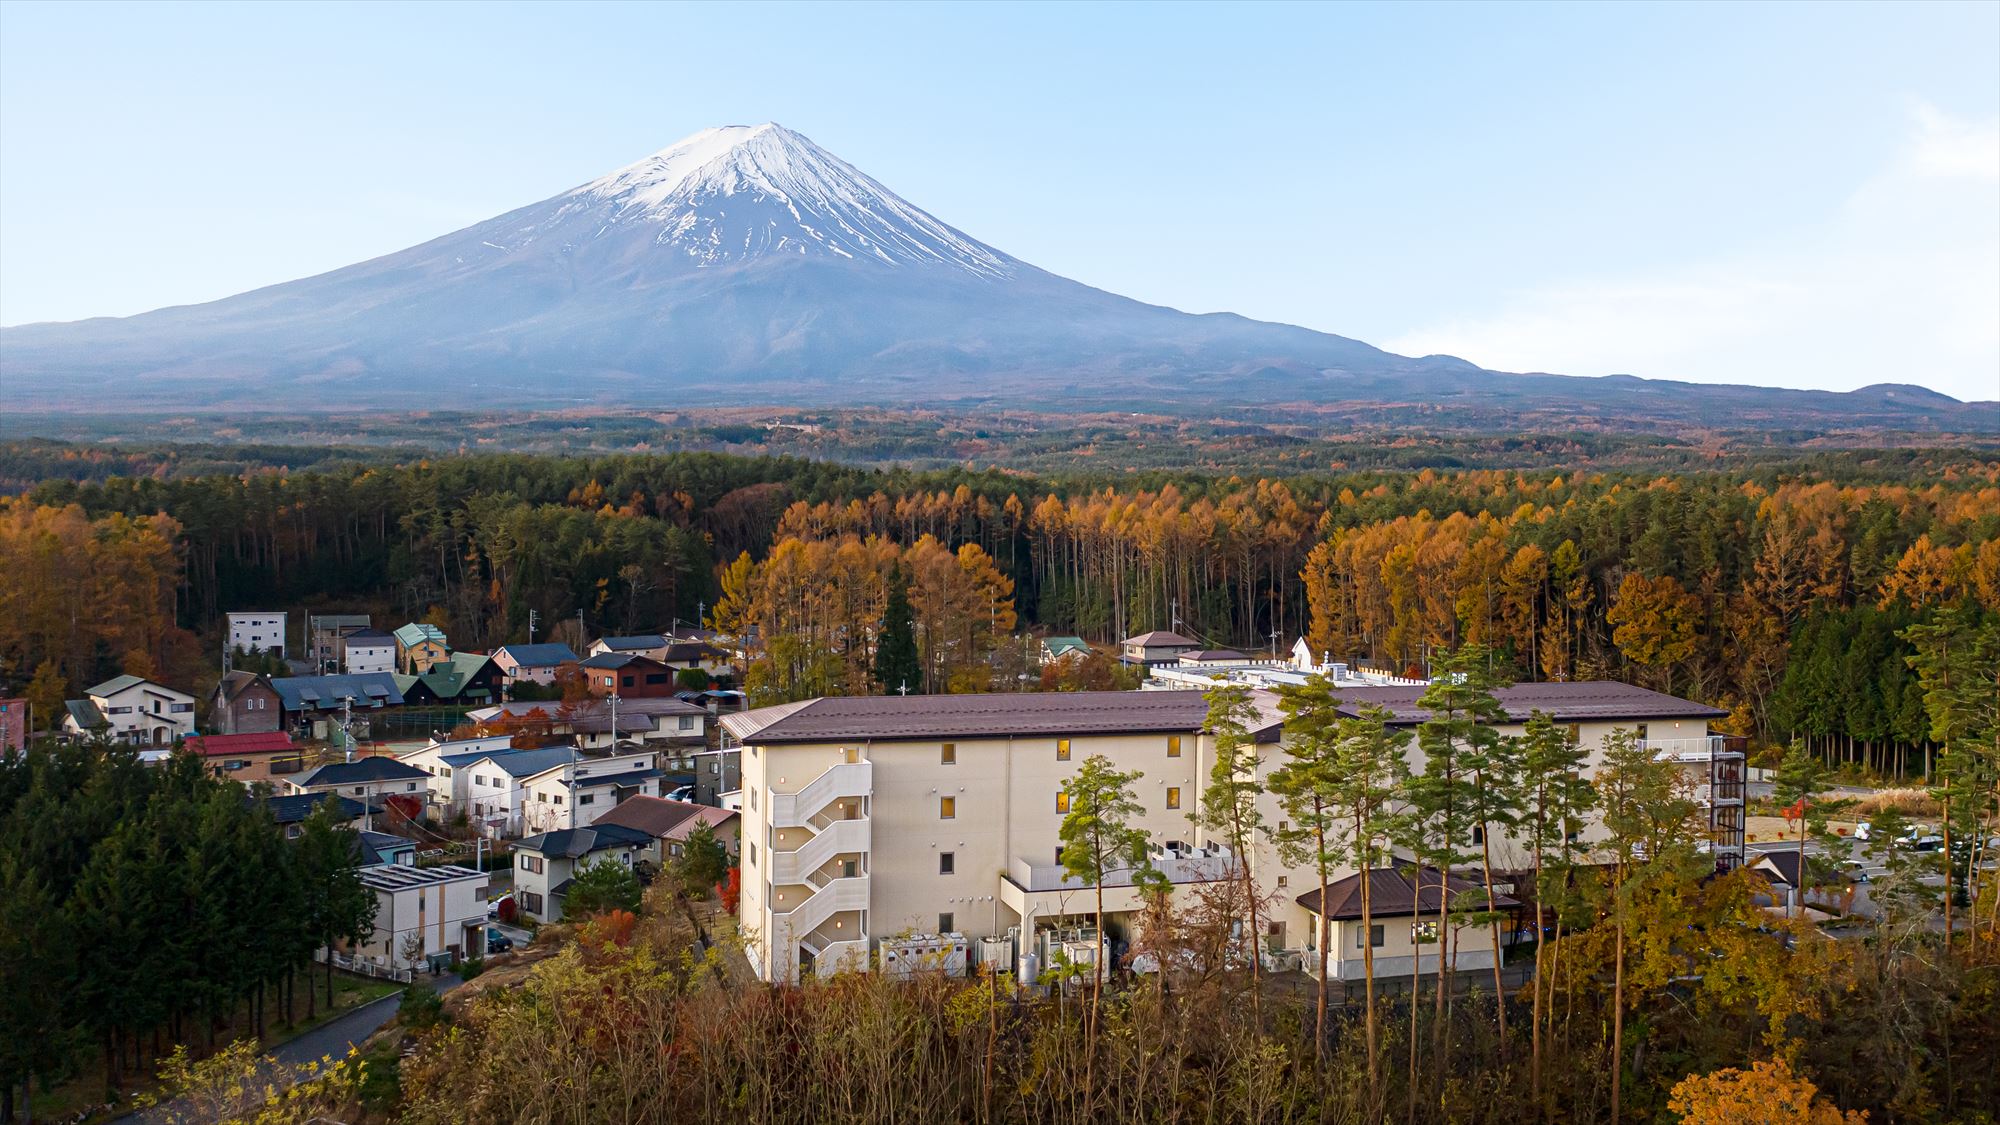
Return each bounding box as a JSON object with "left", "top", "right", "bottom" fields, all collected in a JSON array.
[
  {"left": 3, "top": 448, "right": 1996, "bottom": 777},
  {"left": 0, "top": 743, "right": 377, "bottom": 1119}
]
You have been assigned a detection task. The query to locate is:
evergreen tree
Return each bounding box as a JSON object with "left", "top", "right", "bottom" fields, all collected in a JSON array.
[
  {"left": 674, "top": 822, "right": 731, "bottom": 899},
  {"left": 873, "top": 563, "right": 922, "bottom": 695},
  {"left": 1057, "top": 754, "right": 1150, "bottom": 1097},
  {"left": 1198, "top": 684, "right": 1268, "bottom": 1022},
  {"left": 1516, "top": 711, "right": 1596, "bottom": 1112},
  {"left": 1773, "top": 742, "right": 1830, "bottom": 917},
  {"left": 564, "top": 856, "right": 644, "bottom": 919}
]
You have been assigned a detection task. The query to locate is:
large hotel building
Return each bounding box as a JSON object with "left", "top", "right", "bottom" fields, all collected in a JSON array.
[{"left": 723, "top": 681, "right": 1741, "bottom": 985}]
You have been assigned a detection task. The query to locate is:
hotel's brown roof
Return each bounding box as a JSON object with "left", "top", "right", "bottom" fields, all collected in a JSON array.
[{"left": 723, "top": 690, "right": 1225, "bottom": 745}]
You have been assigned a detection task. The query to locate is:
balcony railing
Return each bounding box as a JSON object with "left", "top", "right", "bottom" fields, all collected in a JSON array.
[{"left": 1008, "top": 848, "right": 1237, "bottom": 893}]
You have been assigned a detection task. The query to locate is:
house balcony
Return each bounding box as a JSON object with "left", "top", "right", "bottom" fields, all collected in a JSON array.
[{"left": 770, "top": 760, "right": 872, "bottom": 829}]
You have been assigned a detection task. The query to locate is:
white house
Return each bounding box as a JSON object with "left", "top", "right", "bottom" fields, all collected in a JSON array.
[
  {"left": 520, "top": 746, "right": 664, "bottom": 836},
  {"left": 399, "top": 734, "right": 518, "bottom": 818},
  {"left": 62, "top": 675, "right": 197, "bottom": 746},
  {"left": 349, "top": 864, "right": 490, "bottom": 971},
  {"left": 227, "top": 612, "right": 288, "bottom": 659},
  {"left": 287, "top": 757, "right": 432, "bottom": 821},
  {"left": 453, "top": 745, "right": 585, "bottom": 838},
  {"left": 338, "top": 628, "right": 397, "bottom": 675}
]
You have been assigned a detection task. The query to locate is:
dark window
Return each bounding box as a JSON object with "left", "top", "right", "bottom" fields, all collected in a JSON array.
[
  {"left": 938, "top": 913, "right": 954, "bottom": 933},
  {"left": 622, "top": 675, "right": 635, "bottom": 687},
  {"left": 645, "top": 674, "right": 668, "bottom": 684},
  {"left": 939, "top": 852, "right": 955, "bottom": 874}
]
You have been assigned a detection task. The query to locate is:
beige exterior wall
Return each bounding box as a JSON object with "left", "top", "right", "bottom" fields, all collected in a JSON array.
[{"left": 740, "top": 707, "right": 1711, "bottom": 985}]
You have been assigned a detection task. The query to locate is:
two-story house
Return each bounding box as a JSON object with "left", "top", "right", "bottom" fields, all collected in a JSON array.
[
  {"left": 392, "top": 623, "right": 451, "bottom": 675},
  {"left": 491, "top": 643, "right": 581, "bottom": 686},
  {"left": 511, "top": 823, "right": 653, "bottom": 923},
  {"left": 580, "top": 652, "right": 678, "bottom": 698},
  {"left": 351, "top": 863, "right": 490, "bottom": 971},
  {"left": 519, "top": 746, "right": 665, "bottom": 836},
  {"left": 62, "top": 675, "right": 198, "bottom": 746},
  {"left": 338, "top": 628, "right": 397, "bottom": 675},
  {"left": 185, "top": 730, "right": 308, "bottom": 783},
  {"left": 586, "top": 635, "right": 671, "bottom": 663},
  {"left": 209, "top": 670, "right": 284, "bottom": 734}
]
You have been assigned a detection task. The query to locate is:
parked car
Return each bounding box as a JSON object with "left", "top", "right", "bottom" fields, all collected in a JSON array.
[
  {"left": 486, "top": 892, "right": 514, "bottom": 919},
  {"left": 485, "top": 928, "right": 514, "bottom": 955},
  {"left": 667, "top": 785, "right": 696, "bottom": 802}
]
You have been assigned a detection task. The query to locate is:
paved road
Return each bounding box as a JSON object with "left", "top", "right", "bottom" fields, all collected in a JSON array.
[{"left": 115, "top": 972, "right": 462, "bottom": 1123}]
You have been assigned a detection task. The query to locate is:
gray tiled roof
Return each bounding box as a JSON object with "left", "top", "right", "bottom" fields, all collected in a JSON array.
[
  {"left": 723, "top": 691, "right": 1219, "bottom": 745},
  {"left": 1326, "top": 681, "right": 1727, "bottom": 724}
]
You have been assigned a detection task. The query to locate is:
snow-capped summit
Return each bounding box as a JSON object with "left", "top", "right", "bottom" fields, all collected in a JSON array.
[{"left": 547, "top": 123, "right": 1015, "bottom": 277}]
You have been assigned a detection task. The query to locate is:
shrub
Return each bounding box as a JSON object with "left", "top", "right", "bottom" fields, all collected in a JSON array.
[{"left": 398, "top": 983, "right": 443, "bottom": 1030}]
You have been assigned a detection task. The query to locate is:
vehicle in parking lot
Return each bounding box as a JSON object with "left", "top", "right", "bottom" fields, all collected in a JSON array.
[
  {"left": 667, "top": 784, "right": 695, "bottom": 802},
  {"left": 486, "top": 927, "right": 514, "bottom": 954}
]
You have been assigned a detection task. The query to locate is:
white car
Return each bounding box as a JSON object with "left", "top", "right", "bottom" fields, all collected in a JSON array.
[
  {"left": 667, "top": 785, "right": 696, "bottom": 802},
  {"left": 486, "top": 892, "right": 514, "bottom": 919}
]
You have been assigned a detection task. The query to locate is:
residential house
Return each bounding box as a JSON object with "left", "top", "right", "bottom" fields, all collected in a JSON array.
[
  {"left": 727, "top": 681, "right": 1726, "bottom": 985},
  {"left": 350, "top": 864, "right": 489, "bottom": 971},
  {"left": 0, "top": 697, "right": 28, "bottom": 752},
  {"left": 62, "top": 675, "right": 198, "bottom": 746},
  {"left": 1118, "top": 630, "right": 1202, "bottom": 666},
  {"left": 253, "top": 792, "right": 368, "bottom": 838},
  {"left": 462, "top": 696, "right": 708, "bottom": 750},
  {"left": 288, "top": 756, "right": 432, "bottom": 820},
  {"left": 1039, "top": 636, "right": 1091, "bottom": 663},
  {"left": 226, "top": 611, "right": 288, "bottom": 659},
  {"left": 587, "top": 634, "right": 671, "bottom": 663},
  {"left": 592, "top": 795, "right": 741, "bottom": 864},
  {"left": 209, "top": 670, "right": 283, "bottom": 735},
  {"left": 659, "top": 641, "right": 734, "bottom": 682},
  {"left": 580, "top": 652, "right": 678, "bottom": 698},
  {"left": 511, "top": 824, "right": 653, "bottom": 923},
  {"left": 491, "top": 643, "right": 580, "bottom": 686},
  {"left": 1295, "top": 865, "right": 1518, "bottom": 980},
  {"left": 358, "top": 830, "right": 419, "bottom": 868},
  {"left": 337, "top": 628, "right": 397, "bottom": 675},
  {"left": 689, "top": 745, "right": 741, "bottom": 807},
  {"left": 393, "top": 623, "right": 451, "bottom": 675},
  {"left": 185, "top": 730, "right": 308, "bottom": 783},
  {"left": 398, "top": 733, "right": 517, "bottom": 818},
  {"left": 519, "top": 745, "right": 665, "bottom": 836},
  {"left": 308, "top": 614, "right": 372, "bottom": 674},
  {"left": 269, "top": 673, "right": 406, "bottom": 740},
  {"left": 394, "top": 652, "right": 502, "bottom": 708}
]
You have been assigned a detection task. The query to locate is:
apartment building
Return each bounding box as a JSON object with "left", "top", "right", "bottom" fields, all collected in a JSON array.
[
  {"left": 226, "top": 611, "right": 288, "bottom": 659},
  {"left": 726, "top": 682, "right": 1730, "bottom": 985}
]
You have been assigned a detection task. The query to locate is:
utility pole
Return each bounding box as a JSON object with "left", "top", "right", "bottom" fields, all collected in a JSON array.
[
  {"left": 1269, "top": 628, "right": 1281, "bottom": 659},
  {"left": 1171, "top": 598, "right": 1181, "bottom": 635},
  {"left": 609, "top": 690, "right": 620, "bottom": 747}
]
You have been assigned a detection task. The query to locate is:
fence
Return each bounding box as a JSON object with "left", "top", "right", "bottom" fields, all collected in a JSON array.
[{"left": 315, "top": 947, "right": 414, "bottom": 984}]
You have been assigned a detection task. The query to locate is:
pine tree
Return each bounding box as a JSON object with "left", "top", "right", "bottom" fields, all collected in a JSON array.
[
  {"left": 1057, "top": 753, "right": 1150, "bottom": 1099},
  {"left": 1516, "top": 711, "right": 1595, "bottom": 1116},
  {"left": 1199, "top": 684, "right": 1267, "bottom": 1023},
  {"left": 872, "top": 563, "right": 922, "bottom": 696}
]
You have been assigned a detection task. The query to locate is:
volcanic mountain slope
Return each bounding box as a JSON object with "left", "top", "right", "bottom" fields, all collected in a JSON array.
[{"left": 1, "top": 123, "right": 1990, "bottom": 430}]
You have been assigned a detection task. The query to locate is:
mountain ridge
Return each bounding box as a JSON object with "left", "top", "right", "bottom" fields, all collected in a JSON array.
[{"left": 1, "top": 122, "right": 1991, "bottom": 429}]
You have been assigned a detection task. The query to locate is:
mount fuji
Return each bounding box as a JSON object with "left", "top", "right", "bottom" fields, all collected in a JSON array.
[{"left": 0, "top": 123, "right": 1988, "bottom": 427}]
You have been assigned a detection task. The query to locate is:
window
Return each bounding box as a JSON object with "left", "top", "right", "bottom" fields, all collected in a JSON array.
[
  {"left": 1356, "top": 924, "right": 1385, "bottom": 949},
  {"left": 940, "top": 852, "right": 955, "bottom": 874},
  {"left": 750, "top": 788, "right": 758, "bottom": 811},
  {"left": 521, "top": 855, "right": 544, "bottom": 873},
  {"left": 747, "top": 841, "right": 757, "bottom": 866},
  {"left": 1167, "top": 735, "right": 1182, "bottom": 757},
  {"left": 171, "top": 703, "right": 193, "bottom": 713},
  {"left": 645, "top": 674, "right": 668, "bottom": 684},
  {"left": 1056, "top": 791, "right": 1070, "bottom": 813},
  {"left": 1277, "top": 875, "right": 1288, "bottom": 888},
  {"left": 1056, "top": 738, "right": 1071, "bottom": 761},
  {"left": 940, "top": 796, "right": 956, "bottom": 819},
  {"left": 1565, "top": 723, "right": 1581, "bottom": 744},
  {"left": 940, "top": 742, "right": 957, "bottom": 765},
  {"left": 553, "top": 794, "right": 565, "bottom": 805},
  {"left": 679, "top": 717, "right": 695, "bottom": 730},
  {"left": 579, "top": 794, "right": 595, "bottom": 805},
  {"left": 938, "top": 913, "right": 954, "bottom": 933},
  {"left": 622, "top": 675, "right": 636, "bottom": 688},
  {"left": 223, "top": 759, "right": 250, "bottom": 771},
  {"left": 1635, "top": 723, "right": 1649, "bottom": 741},
  {"left": 521, "top": 891, "right": 544, "bottom": 914},
  {"left": 1166, "top": 786, "right": 1181, "bottom": 809},
  {"left": 1471, "top": 826, "right": 1485, "bottom": 845}
]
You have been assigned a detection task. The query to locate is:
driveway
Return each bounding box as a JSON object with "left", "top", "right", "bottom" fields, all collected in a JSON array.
[{"left": 116, "top": 972, "right": 463, "bottom": 1123}]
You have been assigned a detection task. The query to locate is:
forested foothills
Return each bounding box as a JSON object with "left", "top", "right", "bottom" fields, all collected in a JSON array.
[{"left": 4, "top": 450, "right": 1998, "bottom": 776}]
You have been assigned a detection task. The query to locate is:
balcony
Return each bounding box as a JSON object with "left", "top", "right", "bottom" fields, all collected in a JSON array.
[
  {"left": 1645, "top": 735, "right": 1746, "bottom": 763},
  {"left": 1007, "top": 847, "right": 1238, "bottom": 894}
]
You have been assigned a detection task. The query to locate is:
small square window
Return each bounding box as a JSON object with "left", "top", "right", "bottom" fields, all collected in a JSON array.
[
  {"left": 1166, "top": 786, "right": 1181, "bottom": 810},
  {"left": 939, "top": 852, "right": 955, "bottom": 875},
  {"left": 940, "top": 796, "right": 956, "bottom": 819},
  {"left": 1357, "top": 924, "right": 1385, "bottom": 949},
  {"left": 1056, "top": 791, "right": 1070, "bottom": 813},
  {"left": 1472, "top": 825, "right": 1485, "bottom": 845},
  {"left": 1167, "top": 735, "right": 1181, "bottom": 758},
  {"left": 1056, "top": 739, "right": 1071, "bottom": 761},
  {"left": 938, "top": 913, "right": 954, "bottom": 934},
  {"left": 1277, "top": 875, "right": 1288, "bottom": 888}
]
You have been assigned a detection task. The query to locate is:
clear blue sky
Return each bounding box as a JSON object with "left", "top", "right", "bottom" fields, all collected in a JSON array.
[{"left": 3, "top": 0, "right": 1995, "bottom": 399}]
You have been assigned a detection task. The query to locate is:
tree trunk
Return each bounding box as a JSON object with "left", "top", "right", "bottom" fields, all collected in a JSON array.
[
  {"left": 1611, "top": 911, "right": 1625, "bottom": 1125},
  {"left": 1314, "top": 824, "right": 1329, "bottom": 1064},
  {"left": 1359, "top": 850, "right": 1377, "bottom": 1095},
  {"left": 1479, "top": 828, "right": 1508, "bottom": 1057}
]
